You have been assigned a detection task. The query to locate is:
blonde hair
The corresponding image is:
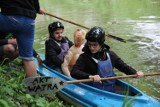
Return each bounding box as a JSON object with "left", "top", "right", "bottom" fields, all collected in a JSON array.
[{"left": 74, "top": 29, "right": 86, "bottom": 44}]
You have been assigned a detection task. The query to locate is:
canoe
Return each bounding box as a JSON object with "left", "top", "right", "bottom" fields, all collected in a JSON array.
[{"left": 34, "top": 54, "right": 160, "bottom": 107}]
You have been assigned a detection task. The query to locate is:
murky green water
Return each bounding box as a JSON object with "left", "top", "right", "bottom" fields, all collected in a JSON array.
[{"left": 35, "top": 0, "right": 160, "bottom": 101}]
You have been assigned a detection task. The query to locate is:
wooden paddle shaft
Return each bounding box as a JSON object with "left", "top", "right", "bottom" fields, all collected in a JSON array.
[
  {"left": 45, "top": 12, "right": 90, "bottom": 30},
  {"left": 66, "top": 72, "right": 160, "bottom": 84},
  {"left": 45, "top": 12, "right": 126, "bottom": 43}
]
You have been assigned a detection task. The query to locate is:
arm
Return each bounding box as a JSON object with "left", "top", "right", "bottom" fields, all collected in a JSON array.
[
  {"left": 45, "top": 40, "right": 63, "bottom": 68},
  {"left": 109, "top": 51, "right": 137, "bottom": 75},
  {"left": 34, "top": 0, "right": 45, "bottom": 14},
  {"left": 71, "top": 54, "right": 98, "bottom": 79},
  {"left": 61, "top": 50, "right": 73, "bottom": 77},
  {"left": 34, "top": 0, "right": 40, "bottom": 13},
  {"left": 33, "top": 49, "right": 42, "bottom": 65},
  {"left": 33, "top": 49, "right": 38, "bottom": 57},
  {"left": 71, "top": 54, "right": 89, "bottom": 79},
  {"left": 110, "top": 51, "right": 137, "bottom": 75},
  {"left": 71, "top": 53, "right": 103, "bottom": 82}
]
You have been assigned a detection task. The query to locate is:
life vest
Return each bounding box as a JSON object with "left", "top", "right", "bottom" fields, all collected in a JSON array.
[
  {"left": 88, "top": 52, "right": 116, "bottom": 92},
  {"left": 57, "top": 41, "right": 69, "bottom": 61}
]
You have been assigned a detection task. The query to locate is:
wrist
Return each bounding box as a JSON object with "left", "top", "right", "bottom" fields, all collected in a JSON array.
[{"left": 89, "top": 75, "right": 93, "bottom": 79}]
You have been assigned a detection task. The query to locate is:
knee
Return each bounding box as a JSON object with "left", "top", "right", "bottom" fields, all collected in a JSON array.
[{"left": 6, "top": 44, "right": 16, "bottom": 53}]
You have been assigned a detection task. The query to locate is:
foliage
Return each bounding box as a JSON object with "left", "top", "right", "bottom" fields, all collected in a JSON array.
[
  {"left": 121, "top": 87, "right": 138, "bottom": 107},
  {"left": 0, "top": 59, "right": 72, "bottom": 107}
]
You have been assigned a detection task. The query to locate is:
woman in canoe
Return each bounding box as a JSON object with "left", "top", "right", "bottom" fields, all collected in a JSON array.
[
  {"left": 71, "top": 26, "right": 144, "bottom": 92},
  {"left": 61, "top": 29, "right": 86, "bottom": 77}
]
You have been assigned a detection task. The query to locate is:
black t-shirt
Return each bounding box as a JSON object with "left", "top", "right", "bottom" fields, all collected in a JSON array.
[{"left": 0, "top": 0, "right": 40, "bottom": 19}]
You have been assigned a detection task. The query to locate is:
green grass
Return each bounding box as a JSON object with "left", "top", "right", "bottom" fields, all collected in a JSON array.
[
  {"left": 0, "top": 59, "right": 72, "bottom": 107},
  {"left": 121, "top": 87, "right": 139, "bottom": 107}
]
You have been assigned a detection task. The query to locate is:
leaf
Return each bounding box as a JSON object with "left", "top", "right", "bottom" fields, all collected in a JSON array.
[
  {"left": 0, "top": 99, "right": 12, "bottom": 107},
  {"left": 36, "top": 98, "right": 47, "bottom": 107}
]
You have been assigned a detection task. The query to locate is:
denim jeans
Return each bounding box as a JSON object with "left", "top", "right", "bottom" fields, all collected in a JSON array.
[{"left": 0, "top": 13, "right": 35, "bottom": 60}]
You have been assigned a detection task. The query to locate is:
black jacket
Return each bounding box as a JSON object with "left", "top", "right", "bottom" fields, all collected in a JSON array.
[
  {"left": 45, "top": 37, "right": 73, "bottom": 68},
  {"left": 71, "top": 44, "right": 137, "bottom": 79},
  {"left": 0, "top": 0, "right": 40, "bottom": 19}
]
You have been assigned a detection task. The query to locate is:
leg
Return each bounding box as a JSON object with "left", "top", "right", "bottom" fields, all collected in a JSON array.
[
  {"left": 3, "top": 44, "right": 18, "bottom": 59},
  {"left": 0, "top": 14, "right": 37, "bottom": 77},
  {"left": 23, "top": 60, "right": 36, "bottom": 77},
  {"left": 1, "top": 44, "right": 18, "bottom": 64},
  {"left": 12, "top": 16, "right": 37, "bottom": 77}
]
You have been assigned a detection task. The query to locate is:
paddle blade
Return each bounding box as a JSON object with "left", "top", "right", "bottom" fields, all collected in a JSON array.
[{"left": 23, "top": 76, "right": 67, "bottom": 95}]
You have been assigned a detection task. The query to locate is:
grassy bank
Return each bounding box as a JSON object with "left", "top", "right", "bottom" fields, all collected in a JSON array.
[{"left": 0, "top": 59, "right": 72, "bottom": 107}]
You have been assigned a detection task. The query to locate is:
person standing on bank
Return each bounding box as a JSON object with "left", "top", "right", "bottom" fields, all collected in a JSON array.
[
  {"left": 45, "top": 21, "right": 73, "bottom": 70},
  {"left": 0, "top": 0, "right": 45, "bottom": 77},
  {"left": 71, "top": 26, "right": 144, "bottom": 92}
]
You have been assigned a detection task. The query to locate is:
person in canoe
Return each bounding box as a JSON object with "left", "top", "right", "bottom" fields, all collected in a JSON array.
[
  {"left": 45, "top": 21, "right": 73, "bottom": 71},
  {"left": 71, "top": 26, "right": 144, "bottom": 92},
  {"left": 61, "top": 29, "right": 86, "bottom": 77},
  {"left": 0, "top": 32, "right": 42, "bottom": 65}
]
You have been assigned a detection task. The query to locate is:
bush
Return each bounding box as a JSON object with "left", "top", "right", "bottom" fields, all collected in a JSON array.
[{"left": 0, "top": 59, "right": 72, "bottom": 107}]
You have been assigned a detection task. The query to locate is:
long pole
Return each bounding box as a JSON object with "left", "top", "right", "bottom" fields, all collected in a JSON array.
[
  {"left": 45, "top": 12, "right": 127, "bottom": 43},
  {"left": 67, "top": 72, "right": 160, "bottom": 84}
]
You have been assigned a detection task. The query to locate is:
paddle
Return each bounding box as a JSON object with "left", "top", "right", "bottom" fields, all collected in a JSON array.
[
  {"left": 23, "top": 72, "right": 160, "bottom": 95},
  {"left": 44, "top": 12, "right": 135, "bottom": 43}
]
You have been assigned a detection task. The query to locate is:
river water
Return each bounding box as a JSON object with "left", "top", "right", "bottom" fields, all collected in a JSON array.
[{"left": 35, "top": 0, "right": 160, "bottom": 101}]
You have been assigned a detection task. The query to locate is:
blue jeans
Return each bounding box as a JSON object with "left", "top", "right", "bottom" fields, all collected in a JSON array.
[{"left": 0, "top": 13, "right": 35, "bottom": 60}]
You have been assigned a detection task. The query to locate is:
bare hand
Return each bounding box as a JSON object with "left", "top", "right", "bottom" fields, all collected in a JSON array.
[
  {"left": 136, "top": 71, "right": 144, "bottom": 78},
  {"left": 37, "top": 56, "right": 43, "bottom": 65},
  {"left": 89, "top": 75, "right": 102, "bottom": 83},
  {"left": 39, "top": 8, "right": 46, "bottom": 15}
]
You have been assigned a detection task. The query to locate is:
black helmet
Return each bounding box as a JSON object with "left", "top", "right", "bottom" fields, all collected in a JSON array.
[
  {"left": 86, "top": 26, "right": 105, "bottom": 45},
  {"left": 48, "top": 21, "right": 64, "bottom": 36}
]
